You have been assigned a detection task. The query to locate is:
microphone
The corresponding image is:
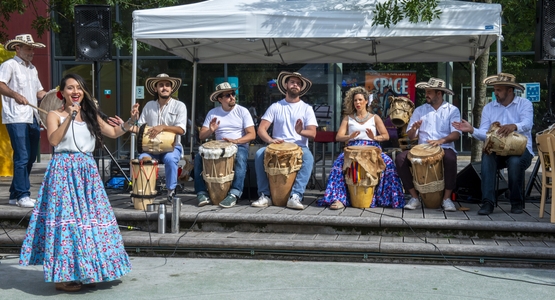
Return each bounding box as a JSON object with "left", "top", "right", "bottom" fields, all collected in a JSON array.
[{"left": 71, "top": 102, "right": 80, "bottom": 120}]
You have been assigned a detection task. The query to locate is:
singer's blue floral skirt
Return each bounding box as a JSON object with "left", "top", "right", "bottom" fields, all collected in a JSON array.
[
  {"left": 20, "top": 152, "right": 131, "bottom": 284},
  {"left": 318, "top": 140, "right": 405, "bottom": 208}
]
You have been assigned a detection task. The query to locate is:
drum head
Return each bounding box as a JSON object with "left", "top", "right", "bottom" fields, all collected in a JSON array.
[
  {"left": 199, "top": 140, "right": 237, "bottom": 159},
  {"left": 38, "top": 89, "right": 63, "bottom": 129},
  {"left": 409, "top": 144, "right": 442, "bottom": 157},
  {"left": 267, "top": 142, "right": 299, "bottom": 151},
  {"left": 137, "top": 124, "right": 148, "bottom": 154},
  {"left": 202, "top": 140, "right": 234, "bottom": 149},
  {"left": 345, "top": 145, "right": 379, "bottom": 152}
]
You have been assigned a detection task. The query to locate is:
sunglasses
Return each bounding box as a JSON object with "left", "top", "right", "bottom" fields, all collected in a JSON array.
[{"left": 222, "top": 92, "right": 236, "bottom": 98}]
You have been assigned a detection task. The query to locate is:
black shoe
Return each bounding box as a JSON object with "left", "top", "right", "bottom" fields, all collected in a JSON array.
[
  {"left": 478, "top": 202, "right": 494, "bottom": 215},
  {"left": 511, "top": 204, "right": 523, "bottom": 214}
]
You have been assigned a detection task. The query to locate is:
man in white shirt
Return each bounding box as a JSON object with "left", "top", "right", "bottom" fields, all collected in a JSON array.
[
  {"left": 251, "top": 71, "right": 318, "bottom": 210},
  {"left": 0, "top": 34, "right": 47, "bottom": 208},
  {"left": 194, "top": 82, "right": 256, "bottom": 208},
  {"left": 395, "top": 78, "right": 461, "bottom": 212},
  {"left": 133, "top": 73, "right": 188, "bottom": 202},
  {"left": 453, "top": 73, "right": 533, "bottom": 215}
]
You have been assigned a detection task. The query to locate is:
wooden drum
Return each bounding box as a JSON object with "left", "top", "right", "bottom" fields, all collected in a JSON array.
[
  {"left": 343, "top": 146, "right": 385, "bottom": 208},
  {"left": 388, "top": 96, "right": 415, "bottom": 128},
  {"left": 408, "top": 144, "right": 444, "bottom": 208},
  {"left": 137, "top": 124, "right": 176, "bottom": 154},
  {"left": 130, "top": 158, "right": 159, "bottom": 210},
  {"left": 483, "top": 122, "right": 527, "bottom": 156},
  {"left": 264, "top": 142, "right": 303, "bottom": 206},
  {"left": 199, "top": 140, "right": 238, "bottom": 205}
]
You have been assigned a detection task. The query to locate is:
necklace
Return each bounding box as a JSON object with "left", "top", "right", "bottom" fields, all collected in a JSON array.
[{"left": 354, "top": 112, "right": 370, "bottom": 123}]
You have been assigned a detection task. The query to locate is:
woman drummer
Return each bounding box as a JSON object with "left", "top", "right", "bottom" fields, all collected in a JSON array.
[{"left": 317, "top": 86, "right": 405, "bottom": 209}]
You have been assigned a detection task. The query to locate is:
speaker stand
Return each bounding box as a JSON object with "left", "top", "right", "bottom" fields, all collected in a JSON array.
[{"left": 103, "top": 144, "right": 131, "bottom": 184}]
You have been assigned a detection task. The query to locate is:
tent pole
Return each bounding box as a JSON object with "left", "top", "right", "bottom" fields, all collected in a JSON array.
[
  {"left": 189, "top": 48, "right": 198, "bottom": 155},
  {"left": 497, "top": 37, "right": 502, "bottom": 73},
  {"left": 130, "top": 38, "right": 138, "bottom": 160}
]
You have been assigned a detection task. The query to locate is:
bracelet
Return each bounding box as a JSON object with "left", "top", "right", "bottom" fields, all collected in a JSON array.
[{"left": 120, "top": 122, "right": 128, "bottom": 132}]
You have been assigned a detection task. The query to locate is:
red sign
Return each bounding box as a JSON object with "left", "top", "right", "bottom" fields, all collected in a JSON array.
[{"left": 364, "top": 71, "right": 417, "bottom": 102}]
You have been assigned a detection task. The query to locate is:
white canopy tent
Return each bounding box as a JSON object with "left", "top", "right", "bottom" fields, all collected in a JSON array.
[{"left": 131, "top": 0, "right": 503, "bottom": 156}]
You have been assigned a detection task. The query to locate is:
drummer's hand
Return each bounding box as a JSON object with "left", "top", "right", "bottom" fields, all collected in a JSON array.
[
  {"left": 410, "top": 120, "right": 423, "bottom": 131},
  {"left": 497, "top": 124, "right": 517, "bottom": 137},
  {"left": 147, "top": 125, "right": 165, "bottom": 139},
  {"left": 130, "top": 103, "right": 140, "bottom": 122},
  {"left": 209, "top": 117, "right": 220, "bottom": 132},
  {"left": 107, "top": 116, "right": 124, "bottom": 127},
  {"left": 223, "top": 137, "right": 240, "bottom": 144},
  {"left": 295, "top": 119, "right": 304, "bottom": 134},
  {"left": 349, "top": 131, "right": 360, "bottom": 139},
  {"left": 452, "top": 119, "right": 473, "bottom": 133},
  {"left": 270, "top": 138, "right": 284, "bottom": 144},
  {"left": 15, "top": 94, "right": 29, "bottom": 105},
  {"left": 426, "top": 139, "right": 444, "bottom": 147},
  {"left": 365, "top": 128, "right": 375, "bottom": 140}
]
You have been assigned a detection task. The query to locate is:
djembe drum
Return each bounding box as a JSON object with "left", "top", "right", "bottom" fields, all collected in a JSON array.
[
  {"left": 130, "top": 158, "right": 159, "bottom": 210},
  {"left": 137, "top": 124, "right": 177, "bottom": 155},
  {"left": 264, "top": 142, "right": 303, "bottom": 206},
  {"left": 408, "top": 144, "right": 445, "bottom": 208},
  {"left": 483, "top": 122, "right": 527, "bottom": 156},
  {"left": 199, "top": 140, "right": 238, "bottom": 205},
  {"left": 388, "top": 96, "right": 415, "bottom": 128},
  {"left": 343, "top": 146, "right": 386, "bottom": 208}
]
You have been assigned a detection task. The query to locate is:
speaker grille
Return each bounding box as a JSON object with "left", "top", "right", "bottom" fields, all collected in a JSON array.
[{"left": 74, "top": 5, "right": 112, "bottom": 62}]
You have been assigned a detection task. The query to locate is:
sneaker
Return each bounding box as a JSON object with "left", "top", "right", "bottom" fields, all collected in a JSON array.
[
  {"left": 442, "top": 199, "right": 457, "bottom": 212},
  {"left": 219, "top": 194, "right": 237, "bottom": 208},
  {"left": 404, "top": 197, "right": 421, "bottom": 210},
  {"left": 17, "top": 196, "right": 35, "bottom": 208},
  {"left": 251, "top": 194, "right": 272, "bottom": 208},
  {"left": 197, "top": 194, "right": 211, "bottom": 207},
  {"left": 286, "top": 194, "right": 304, "bottom": 210},
  {"left": 9, "top": 198, "right": 37, "bottom": 205}
]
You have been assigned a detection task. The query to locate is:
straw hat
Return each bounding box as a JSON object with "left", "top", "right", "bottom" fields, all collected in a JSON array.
[
  {"left": 4, "top": 34, "right": 45, "bottom": 51},
  {"left": 144, "top": 73, "right": 182, "bottom": 96},
  {"left": 276, "top": 71, "right": 312, "bottom": 96},
  {"left": 415, "top": 78, "right": 454, "bottom": 95},
  {"left": 483, "top": 73, "right": 524, "bottom": 91},
  {"left": 209, "top": 82, "right": 238, "bottom": 102}
]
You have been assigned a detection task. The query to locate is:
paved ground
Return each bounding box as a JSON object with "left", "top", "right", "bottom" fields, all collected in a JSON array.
[{"left": 1, "top": 256, "right": 555, "bottom": 299}]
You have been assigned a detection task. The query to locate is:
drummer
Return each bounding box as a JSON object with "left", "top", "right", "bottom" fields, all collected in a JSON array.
[
  {"left": 453, "top": 73, "right": 533, "bottom": 215},
  {"left": 251, "top": 71, "right": 318, "bottom": 210},
  {"left": 395, "top": 78, "right": 461, "bottom": 212},
  {"left": 131, "top": 73, "right": 188, "bottom": 202},
  {"left": 194, "top": 82, "right": 255, "bottom": 208}
]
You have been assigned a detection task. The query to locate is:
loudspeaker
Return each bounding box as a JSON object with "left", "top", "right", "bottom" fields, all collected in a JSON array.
[
  {"left": 535, "top": 0, "right": 555, "bottom": 62},
  {"left": 74, "top": 5, "right": 112, "bottom": 62},
  {"left": 455, "top": 162, "right": 508, "bottom": 201}
]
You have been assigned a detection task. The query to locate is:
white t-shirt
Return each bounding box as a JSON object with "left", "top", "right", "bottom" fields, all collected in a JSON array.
[
  {"left": 0, "top": 56, "right": 44, "bottom": 124},
  {"left": 203, "top": 104, "right": 254, "bottom": 148},
  {"left": 261, "top": 99, "right": 318, "bottom": 147},
  {"left": 348, "top": 115, "right": 376, "bottom": 141}
]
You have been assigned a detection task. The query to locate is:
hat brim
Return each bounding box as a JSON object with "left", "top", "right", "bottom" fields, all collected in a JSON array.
[
  {"left": 209, "top": 87, "right": 238, "bottom": 102},
  {"left": 483, "top": 75, "right": 524, "bottom": 91},
  {"left": 145, "top": 76, "right": 182, "bottom": 96},
  {"left": 415, "top": 81, "right": 454, "bottom": 95},
  {"left": 277, "top": 72, "right": 312, "bottom": 97},
  {"left": 4, "top": 40, "right": 45, "bottom": 51}
]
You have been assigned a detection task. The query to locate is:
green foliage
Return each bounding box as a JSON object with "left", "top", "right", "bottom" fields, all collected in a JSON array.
[{"left": 372, "top": 0, "right": 442, "bottom": 28}]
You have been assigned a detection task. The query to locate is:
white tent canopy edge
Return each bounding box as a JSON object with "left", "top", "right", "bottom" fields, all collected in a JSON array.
[{"left": 130, "top": 0, "right": 503, "bottom": 157}]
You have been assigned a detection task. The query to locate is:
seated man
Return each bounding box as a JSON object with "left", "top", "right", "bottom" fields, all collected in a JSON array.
[
  {"left": 251, "top": 71, "right": 317, "bottom": 210},
  {"left": 194, "top": 82, "right": 255, "bottom": 208},
  {"left": 453, "top": 73, "right": 533, "bottom": 215},
  {"left": 395, "top": 77, "right": 461, "bottom": 212},
  {"left": 133, "top": 73, "right": 187, "bottom": 202}
]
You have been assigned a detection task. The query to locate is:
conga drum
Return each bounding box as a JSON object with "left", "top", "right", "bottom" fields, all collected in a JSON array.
[
  {"left": 408, "top": 144, "right": 445, "bottom": 208},
  {"left": 130, "top": 158, "right": 159, "bottom": 210},
  {"left": 264, "top": 142, "right": 303, "bottom": 206},
  {"left": 199, "top": 140, "right": 238, "bottom": 205},
  {"left": 137, "top": 124, "right": 177, "bottom": 154},
  {"left": 388, "top": 96, "right": 415, "bottom": 128},
  {"left": 483, "top": 122, "right": 527, "bottom": 156},
  {"left": 343, "top": 146, "right": 386, "bottom": 208}
]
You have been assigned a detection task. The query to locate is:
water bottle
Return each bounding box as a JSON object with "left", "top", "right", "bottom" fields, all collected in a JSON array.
[
  {"left": 157, "top": 203, "right": 166, "bottom": 234},
  {"left": 171, "top": 198, "right": 181, "bottom": 234}
]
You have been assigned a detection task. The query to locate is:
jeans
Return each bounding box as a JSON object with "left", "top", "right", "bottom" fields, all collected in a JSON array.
[
  {"left": 138, "top": 144, "right": 182, "bottom": 190},
  {"left": 255, "top": 145, "right": 314, "bottom": 199},
  {"left": 6, "top": 117, "right": 40, "bottom": 200},
  {"left": 194, "top": 146, "right": 248, "bottom": 198},
  {"left": 481, "top": 149, "right": 533, "bottom": 205}
]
